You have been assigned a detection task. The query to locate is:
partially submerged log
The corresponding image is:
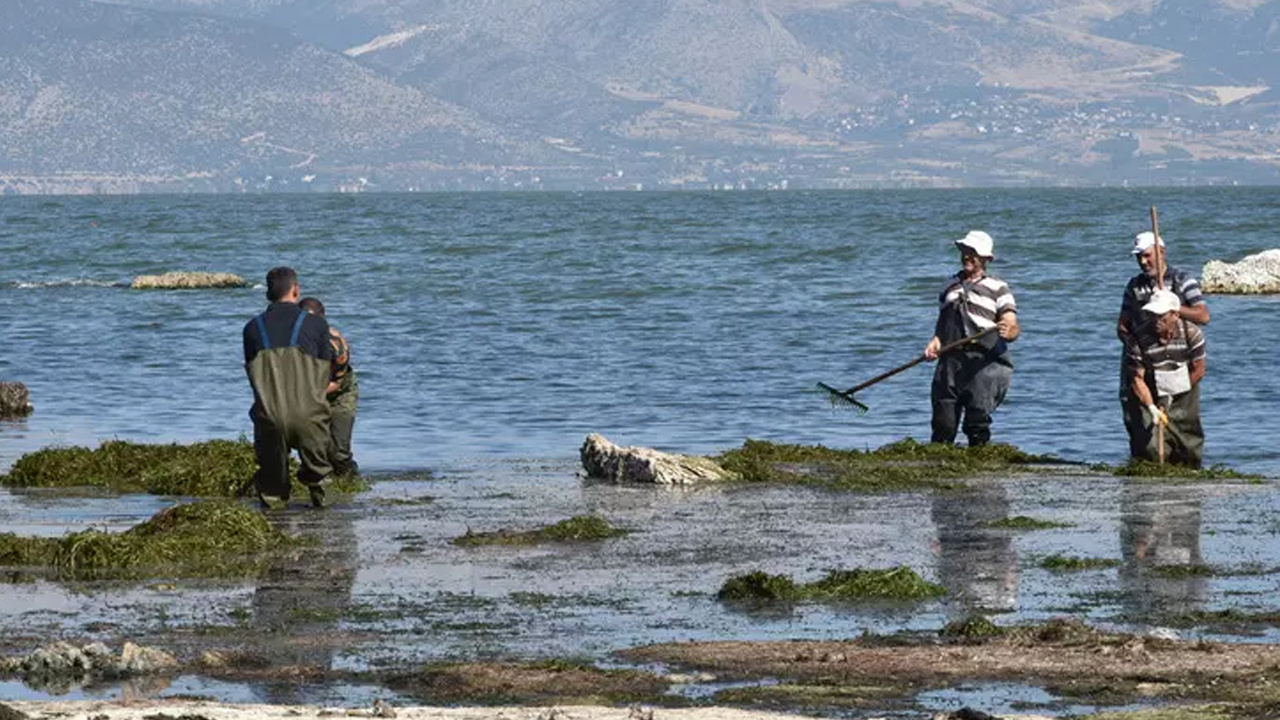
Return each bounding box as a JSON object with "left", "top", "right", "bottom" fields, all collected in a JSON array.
[
  {"left": 1202, "top": 249, "right": 1280, "bottom": 294},
  {"left": 0, "top": 382, "right": 32, "bottom": 418},
  {"left": 580, "top": 433, "right": 738, "bottom": 485},
  {"left": 130, "top": 271, "right": 248, "bottom": 289}
]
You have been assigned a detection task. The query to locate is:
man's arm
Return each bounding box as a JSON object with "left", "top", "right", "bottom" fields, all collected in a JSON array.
[
  {"left": 1180, "top": 302, "right": 1210, "bottom": 326},
  {"left": 1131, "top": 366, "right": 1155, "bottom": 408},
  {"left": 1190, "top": 357, "right": 1206, "bottom": 386}
]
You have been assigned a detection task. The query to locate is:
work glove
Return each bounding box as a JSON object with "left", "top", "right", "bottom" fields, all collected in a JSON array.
[{"left": 1146, "top": 404, "right": 1168, "bottom": 428}]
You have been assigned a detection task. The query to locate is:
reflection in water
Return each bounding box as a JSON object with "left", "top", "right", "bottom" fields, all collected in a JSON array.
[
  {"left": 251, "top": 507, "right": 358, "bottom": 704},
  {"left": 1119, "top": 481, "right": 1207, "bottom": 617},
  {"left": 932, "top": 484, "right": 1018, "bottom": 614}
]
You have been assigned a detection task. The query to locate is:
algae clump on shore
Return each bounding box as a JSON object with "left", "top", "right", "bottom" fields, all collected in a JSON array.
[
  {"left": 1039, "top": 554, "right": 1122, "bottom": 572},
  {"left": 718, "top": 566, "right": 945, "bottom": 603},
  {"left": 0, "top": 500, "right": 292, "bottom": 579},
  {"left": 1, "top": 439, "right": 367, "bottom": 497},
  {"left": 715, "top": 438, "right": 1053, "bottom": 491},
  {"left": 453, "top": 515, "right": 628, "bottom": 546}
]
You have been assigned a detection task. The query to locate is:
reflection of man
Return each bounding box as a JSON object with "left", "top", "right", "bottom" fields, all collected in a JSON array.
[
  {"left": 1119, "top": 481, "right": 1207, "bottom": 617},
  {"left": 932, "top": 483, "right": 1018, "bottom": 614},
  {"left": 300, "top": 297, "right": 360, "bottom": 478},
  {"left": 251, "top": 507, "right": 358, "bottom": 705},
  {"left": 243, "top": 267, "right": 334, "bottom": 508}
]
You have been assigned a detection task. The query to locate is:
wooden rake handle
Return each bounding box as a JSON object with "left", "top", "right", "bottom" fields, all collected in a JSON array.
[
  {"left": 846, "top": 325, "right": 999, "bottom": 395},
  {"left": 1151, "top": 204, "right": 1166, "bottom": 464}
]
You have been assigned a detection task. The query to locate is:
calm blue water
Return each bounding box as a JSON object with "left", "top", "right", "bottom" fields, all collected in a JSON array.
[{"left": 1, "top": 189, "right": 1278, "bottom": 475}]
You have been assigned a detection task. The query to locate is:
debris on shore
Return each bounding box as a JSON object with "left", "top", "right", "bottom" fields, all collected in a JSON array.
[{"left": 581, "top": 433, "right": 738, "bottom": 484}]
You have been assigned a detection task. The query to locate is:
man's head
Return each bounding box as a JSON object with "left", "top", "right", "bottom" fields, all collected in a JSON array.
[
  {"left": 955, "top": 230, "right": 994, "bottom": 275},
  {"left": 1143, "top": 288, "right": 1181, "bottom": 338},
  {"left": 265, "top": 266, "right": 300, "bottom": 303},
  {"left": 1132, "top": 231, "right": 1166, "bottom": 279},
  {"left": 299, "top": 296, "right": 326, "bottom": 317}
]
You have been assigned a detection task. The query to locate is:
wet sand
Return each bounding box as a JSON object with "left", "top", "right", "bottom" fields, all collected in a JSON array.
[
  {"left": 3, "top": 456, "right": 1280, "bottom": 717},
  {"left": 1, "top": 701, "right": 898, "bottom": 720}
]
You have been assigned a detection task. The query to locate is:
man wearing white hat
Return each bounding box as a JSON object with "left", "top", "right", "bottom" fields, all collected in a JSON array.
[
  {"left": 924, "top": 230, "right": 1020, "bottom": 446},
  {"left": 1117, "top": 231, "right": 1209, "bottom": 460},
  {"left": 1125, "top": 288, "right": 1207, "bottom": 467}
]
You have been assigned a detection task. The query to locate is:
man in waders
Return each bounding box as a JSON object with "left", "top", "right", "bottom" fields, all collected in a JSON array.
[
  {"left": 1125, "top": 289, "right": 1206, "bottom": 468},
  {"left": 924, "top": 230, "right": 1020, "bottom": 446},
  {"left": 300, "top": 297, "right": 359, "bottom": 478},
  {"left": 1117, "top": 231, "right": 1209, "bottom": 460},
  {"left": 243, "top": 267, "right": 334, "bottom": 509}
]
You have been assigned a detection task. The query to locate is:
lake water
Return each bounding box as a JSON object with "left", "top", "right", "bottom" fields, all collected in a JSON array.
[
  {"left": 4, "top": 189, "right": 1280, "bottom": 711},
  {"left": 1, "top": 189, "right": 1277, "bottom": 474}
]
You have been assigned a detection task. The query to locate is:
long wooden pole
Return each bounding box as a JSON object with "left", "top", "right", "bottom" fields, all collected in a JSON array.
[{"left": 1151, "top": 205, "right": 1165, "bottom": 465}]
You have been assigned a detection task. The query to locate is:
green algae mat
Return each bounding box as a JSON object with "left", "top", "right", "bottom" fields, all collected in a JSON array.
[
  {"left": 0, "top": 500, "right": 294, "bottom": 579},
  {"left": 453, "top": 515, "right": 627, "bottom": 546},
  {"left": 718, "top": 566, "right": 945, "bottom": 603},
  {"left": 1, "top": 439, "right": 367, "bottom": 497},
  {"left": 712, "top": 438, "right": 1265, "bottom": 491},
  {"left": 714, "top": 438, "right": 1056, "bottom": 491}
]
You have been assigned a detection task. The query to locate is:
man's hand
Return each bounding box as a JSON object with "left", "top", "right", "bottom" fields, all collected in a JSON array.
[
  {"left": 1146, "top": 403, "right": 1168, "bottom": 427},
  {"left": 997, "top": 314, "right": 1020, "bottom": 341},
  {"left": 326, "top": 381, "right": 340, "bottom": 395},
  {"left": 924, "top": 336, "right": 941, "bottom": 360}
]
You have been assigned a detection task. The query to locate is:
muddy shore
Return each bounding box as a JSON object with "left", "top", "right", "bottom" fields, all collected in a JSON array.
[{"left": 3, "top": 445, "right": 1280, "bottom": 718}]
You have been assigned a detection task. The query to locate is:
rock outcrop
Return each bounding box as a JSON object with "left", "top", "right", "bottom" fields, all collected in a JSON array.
[
  {"left": 1, "top": 641, "right": 178, "bottom": 688},
  {"left": 580, "top": 433, "right": 738, "bottom": 485},
  {"left": 130, "top": 272, "right": 248, "bottom": 289},
  {"left": 0, "top": 382, "right": 32, "bottom": 418},
  {"left": 1202, "top": 250, "right": 1280, "bottom": 294}
]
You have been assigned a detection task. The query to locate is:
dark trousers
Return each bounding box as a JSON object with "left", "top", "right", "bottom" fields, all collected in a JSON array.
[
  {"left": 1121, "top": 386, "right": 1204, "bottom": 469},
  {"left": 328, "top": 386, "right": 359, "bottom": 476},
  {"left": 931, "top": 352, "right": 1012, "bottom": 447},
  {"left": 253, "top": 413, "right": 332, "bottom": 499}
]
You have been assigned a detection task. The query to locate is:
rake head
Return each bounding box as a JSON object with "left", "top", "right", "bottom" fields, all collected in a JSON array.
[{"left": 816, "top": 382, "right": 870, "bottom": 414}]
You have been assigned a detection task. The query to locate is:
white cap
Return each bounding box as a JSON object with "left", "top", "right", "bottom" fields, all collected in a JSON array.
[
  {"left": 955, "top": 230, "right": 994, "bottom": 258},
  {"left": 1132, "top": 231, "right": 1166, "bottom": 255},
  {"left": 1142, "top": 289, "right": 1181, "bottom": 315}
]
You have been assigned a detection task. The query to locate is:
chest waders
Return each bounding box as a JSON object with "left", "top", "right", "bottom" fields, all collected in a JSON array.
[
  {"left": 249, "top": 310, "right": 333, "bottom": 501},
  {"left": 1125, "top": 322, "right": 1205, "bottom": 469},
  {"left": 930, "top": 282, "right": 1013, "bottom": 447}
]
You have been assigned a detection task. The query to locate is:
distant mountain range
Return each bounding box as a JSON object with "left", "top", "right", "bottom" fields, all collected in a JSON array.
[{"left": 2, "top": 0, "right": 1279, "bottom": 191}]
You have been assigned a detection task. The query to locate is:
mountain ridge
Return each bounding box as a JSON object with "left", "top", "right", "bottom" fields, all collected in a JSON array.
[{"left": 2, "top": 0, "right": 1279, "bottom": 191}]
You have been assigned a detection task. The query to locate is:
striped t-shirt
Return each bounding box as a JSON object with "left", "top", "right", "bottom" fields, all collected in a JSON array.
[
  {"left": 1119, "top": 267, "right": 1205, "bottom": 331},
  {"left": 939, "top": 272, "right": 1017, "bottom": 336},
  {"left": 1126, "top": 320, "right": 1206, "bottom": 389}
]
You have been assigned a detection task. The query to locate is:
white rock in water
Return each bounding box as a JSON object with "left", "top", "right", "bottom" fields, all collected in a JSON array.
[
  {"left": 130, "top": 271, "right": 248, "bottom": 289},
  {"left": 1202, "top": 249, "right": 1280, "bottom": 294},
  {"left": 580, "top": 433, "right": 738, "bottom": 485}
]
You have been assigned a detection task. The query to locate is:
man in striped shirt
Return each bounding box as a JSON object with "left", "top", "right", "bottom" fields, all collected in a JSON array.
[
  {"left": 1125, "top": 289, "right": 1207, "bottom": 467},
  {"left": 1117, "top": 231, "right": 1210, "bottom": 460},
  {"left": 924, "top": 230, "right": 1021, "bottom": 446}
]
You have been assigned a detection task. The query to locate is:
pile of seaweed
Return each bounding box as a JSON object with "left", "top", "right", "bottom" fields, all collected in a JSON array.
[
  {"left": 453, "top": 515, "right": 627, "bottom": 547},
  {"left": 0, "top": 439, "right": 367, "bottom": 497},
  {"left": 716, "top": 438, "right": 1057, "bottom": 491},
  {"left": 0, "top": 500, "right": 292, "bottom": 579},
  {"left": 717, "top": 566, "right": 945, "bottom": 603}
]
